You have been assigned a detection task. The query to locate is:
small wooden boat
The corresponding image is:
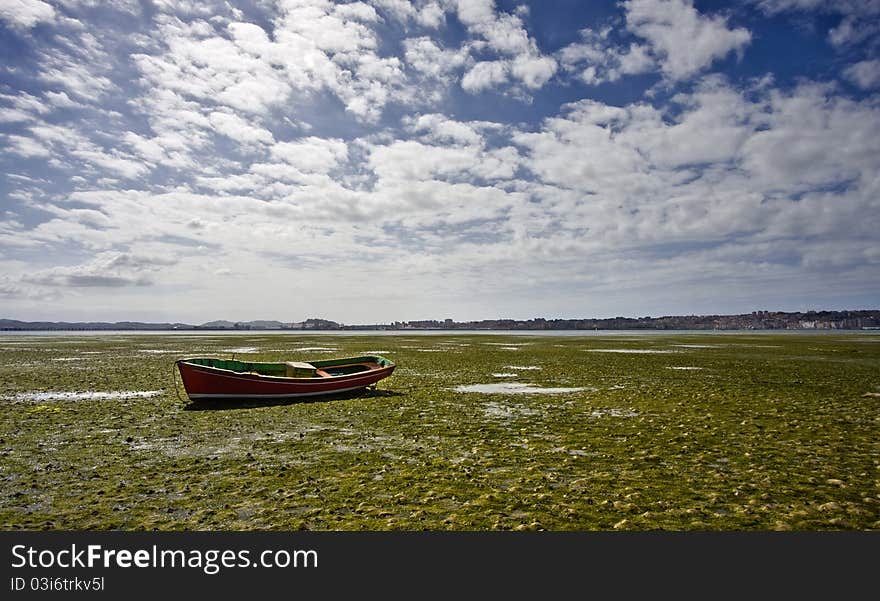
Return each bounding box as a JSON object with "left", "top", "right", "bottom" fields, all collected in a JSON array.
[{"left": 175, "top": 355, "right": 395, "bottom": 401}]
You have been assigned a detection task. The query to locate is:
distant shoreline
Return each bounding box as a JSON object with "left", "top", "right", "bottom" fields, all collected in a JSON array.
[
  {"left": 1, "top": 328, "right": 878, "bottom": 336},
  {"left": 2, "top": 326, "right": 879, "bottom": 332},
  {"left": 2, "top": 310, "right": 878, "bottom": 332}
]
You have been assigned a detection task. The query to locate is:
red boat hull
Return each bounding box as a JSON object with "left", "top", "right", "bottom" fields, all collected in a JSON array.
[{"left": 176, "top": 360, "right": 395, "bottom": 400}]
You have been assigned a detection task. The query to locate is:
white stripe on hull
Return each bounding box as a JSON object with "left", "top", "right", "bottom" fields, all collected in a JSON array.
[{"left": 187, "top": 384, "right": 368, "bottom": 400}]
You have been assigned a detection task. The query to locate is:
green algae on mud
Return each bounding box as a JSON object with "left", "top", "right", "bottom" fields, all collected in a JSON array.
[{"left": 0, "top": 332, "right": 878, "bottom": 531}]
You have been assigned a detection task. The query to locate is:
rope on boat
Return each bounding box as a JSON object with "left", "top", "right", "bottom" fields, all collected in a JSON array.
[{"left": 171, "top": 360, "right": 187, "bottom": 405}]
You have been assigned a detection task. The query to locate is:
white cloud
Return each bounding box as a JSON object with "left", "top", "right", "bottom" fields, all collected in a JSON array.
[
  {"left": 335, "top": 1, "right": 380, "bottom": 23},
  {"left": 368, "top": 137, "right": 519, "bottom": 183},
  {"left": 404, "top": 113, "right": 486, "bottom": 146},
  {"left": 126, "top": 88, "right": 212, "bottom": 169},
  {"left": 828, "top": 17, "right": 880, "bottom": 47},
  {"left": 558, "top": 30, "right": 655, "bottom": 85},
  {"left": 415, "top": 1, "right": 445, "bottom": 28},
  {"left": 35, "top": 29, "right": 116, "bottom": 102},
  {"left": 844, "top": 59, "right": 880, "bottom": 89},
  {"left": 270, "top": 137, "right": 348, "bottom": 173},
  {"left": 123, "top": 132, "right": 169, "bottom": 163},
  {"left": 618, "top": 43, "right": 655, "bottom": 75},
  {"left": 454, "top": 0, "right": 557, "bottom": 91},
  {"left": 740, "top": 83, "right": 880, "bottom": 194},
  {"left": 0, "top": 108, "right": 33, "bottom": 123},
  {"left": 0, "top": 91, "right": 50, "bottom": 115},
  {"left": 5, "top": 134, "right": 51, "bottom": 157},
  {"left": 511, "top": 77, "right": 880, "bottom": 260},
  {"left": 751, "top": 0, "right": 880, "bottom": 46},
  {"left": 511, "top": 54, "right": 557, "bottom": 89},
  {"left": 624, "top": 0, "right": 751, "bottom": 80},
  {"left": 44, "top": 90, "right": 84, "bottom": 109},
  {"left": 68, "top": 148, "right": 149, "bottom": 179},
  {"left": 462, "top": 60, "right": 509, "bottom": 92},
  {"left": 131, "top": 6, "right": 414, "bottom": 123},
  {"left": 403, "top": 36, "right": 468, "bottom": 81},
  {"left": 208, "top": 111, "right": 275, "bottom": 147},
  {"left": 23, "top": 251, "right": 176, "bottom": 288},
  {"left": 752, "top": 0, "right": 825, "bottom": 11},
  {"left": 0, "top": 1, "right": 876, "bottom": 321},
  {"left": 0, "top": 0, "right": 55, "bottom": 29},
  {"left": 20, "top": 120, "right": 152, "bottom": 179}
]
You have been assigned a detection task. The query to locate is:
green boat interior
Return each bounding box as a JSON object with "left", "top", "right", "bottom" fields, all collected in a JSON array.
[{"left": 182, "top": 355, "right": 393, "bottom": 378}]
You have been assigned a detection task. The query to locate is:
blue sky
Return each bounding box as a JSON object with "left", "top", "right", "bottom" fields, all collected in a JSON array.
[{"left": 1, "top": 0, "right": 878, "bottom": 324}]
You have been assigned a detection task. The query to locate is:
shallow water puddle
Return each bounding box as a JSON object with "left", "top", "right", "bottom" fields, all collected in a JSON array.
[
  {"left": 224, "top": 347, "right": 260, "bottom": 353},
  {"left": 590, "top": 408, "right": 639, "bottom": 418},
  {"left": 482, "top": 401, "right": 540, "bottom": 419},
  {"left": 585, "top": 349, "right": 678, "bottom": 354},
  {"left": 666, "top": 366, "right": 704, "bottom": 370},
  {"left": 292, "top": 347, "right": 337, "bottom": 352},
  {"left": 453, "top": 383, "right": 590, "bottom": 394},
  {"left": 670, "top": 344, "right": 719, "bottom": 349},
  {"left": 3, "top": 390, "right": 164, "bottom": 402},
  {"left": 726, "top": 344, "right": 781, "bottom": 348},
  {"left": 504, "top": 365, "right": 541, "bottom": 370},
  {"left": 491, "top": 373, "right": 518, "bottom": 378}
]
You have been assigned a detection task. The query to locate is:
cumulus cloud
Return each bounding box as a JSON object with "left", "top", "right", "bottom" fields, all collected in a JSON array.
[
  {"left": 37, "top": 29, "right": 116, "bottom": 102},
  {"left": 404, "top": 113, "right": 489, "bottom": 146},
  {"left": 461, "top": 60, "right": 509, "bottom": 92},
  {"left": 0, "top": 0, "right": 55, "bottom": 29},
  {"left": 559, "top": 29, "right": 656, "bottom": 85},
  {"left": 130, "top": 6, "right": 411, "bottom": 124},
  {"left": 23, "top": 251, "right": 178, "bottom": 288},
  {"left": 270, "top": 137, "right": 348, "bottom": 173},
  {"left": 404, "top": 36, "right": 469, "bottom": 82},
  {"left": 512, "top": 77, "right": 880, "bottom": 255},
  {"left": 624, "top": 0, "right": 751, "bottom": 80},
  {"left": 751, "top": 0, "right": 880, "bottom": 46},
  {"left": 844, "top": 59, "right": 880, "bottom": 89},
  {"left": 453, "top": 0, "right": 558, "bottom": 92},
  {"left": 208, "top": 111, "right": 275, "bottom": 148},
  {"left": 0, "top": 0, "right": 877, "bottom": 321}
]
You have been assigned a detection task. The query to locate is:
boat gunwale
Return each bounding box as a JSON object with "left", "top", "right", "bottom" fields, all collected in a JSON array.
[{"left": 175, "top": 355, "right": 394, "bottom": 384}]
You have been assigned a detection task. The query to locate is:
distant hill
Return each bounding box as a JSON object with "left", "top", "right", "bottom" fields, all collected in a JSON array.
[
  {"left": 0, "top": 319, "right": 193, "bottom": 330},
  {"left": 199, "top": 320, "right": 236, "bottom": 329},
  {"left": 1, "top": 310, "right": 878, "bottom": 331},
  {"left": 0, "top": 318, "right": 340, "bottom": 331}
]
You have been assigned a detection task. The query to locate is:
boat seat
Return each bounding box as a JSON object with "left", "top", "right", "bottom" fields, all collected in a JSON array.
[{"left": 285, "top": 361, "right": 317, "bottom": 377}]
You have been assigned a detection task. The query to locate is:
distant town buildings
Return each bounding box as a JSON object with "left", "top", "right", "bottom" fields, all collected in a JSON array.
[{"left": 380, "top": 310, "right": 879, "bottom": 331}]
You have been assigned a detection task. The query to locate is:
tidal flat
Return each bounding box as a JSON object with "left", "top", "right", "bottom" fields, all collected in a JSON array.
[{"left": 0, "top": 332, "right": 877, "bottom": 530}]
